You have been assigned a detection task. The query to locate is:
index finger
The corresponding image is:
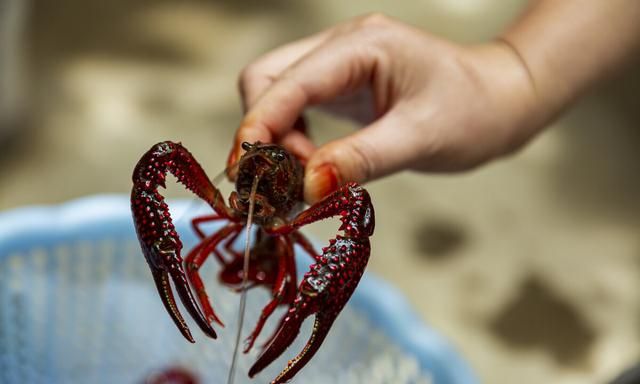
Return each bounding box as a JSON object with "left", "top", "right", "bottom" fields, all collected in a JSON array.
[{"left": 229, "top": 32, "right": 380, "bottom": 168}]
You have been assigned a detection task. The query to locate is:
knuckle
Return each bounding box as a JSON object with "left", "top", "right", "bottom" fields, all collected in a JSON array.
[
  {"left": 237, "top": 64, "right": 257, "bottom": 91},
  {"left": 358, "top": 12, "right": 391, "bottom": 28},
  {"left": 351, "top": 13, "right": 398, "bottom": 50},
  {"left": 345, "top": 140, "right": 377, "bottom": 183},
  {"left": 277, "top": 73, "right": 310, "bottom": 104}
]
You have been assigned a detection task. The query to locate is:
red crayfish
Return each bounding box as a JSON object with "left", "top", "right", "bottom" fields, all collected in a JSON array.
[{"left": 131, "top": 141, "right": 374, "bottom": 383}]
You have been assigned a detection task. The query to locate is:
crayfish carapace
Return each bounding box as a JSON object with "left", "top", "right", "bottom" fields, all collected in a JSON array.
[{"left": 131, "top": 141, "right": 374, "bottom": 383}]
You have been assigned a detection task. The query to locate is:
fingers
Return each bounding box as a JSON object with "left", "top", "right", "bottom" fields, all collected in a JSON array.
[
  {"left": 229, "top": 32, "right": 330, "bottom": 173},
  {"left": 303, "top": 110, "right": 414, "bottom": 203},
  {"left": 278, "top": 128, "right": 316, "bottom": 164},
  {"left": 229, "top": 30, "right": 384, "bottom": 170},
  {"left": 227, "top": 124, "right": 316, "bottom": 179},
  {"left": 238, "top": 32, "right": 332, "bottom": 110}
]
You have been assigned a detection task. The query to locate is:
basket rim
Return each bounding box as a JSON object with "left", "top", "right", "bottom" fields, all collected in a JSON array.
[{"left": 0, "top": 195, "right": 477, "bottom": 384}]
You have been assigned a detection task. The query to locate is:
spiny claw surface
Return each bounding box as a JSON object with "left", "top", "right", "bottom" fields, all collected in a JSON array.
[
  {"left": 132, "top": 141, "right": 226, "bottom": 342},
  {"left": 249, "top": 236, "right": 370, "bottom": 383},
  {"left": 138, "top": 232, "right": 217, "bottom": 342}
]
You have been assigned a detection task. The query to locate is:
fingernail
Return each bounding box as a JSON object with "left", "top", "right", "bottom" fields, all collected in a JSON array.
[{"left": 305, "top": 163, "right": 339, "bottom": 203}]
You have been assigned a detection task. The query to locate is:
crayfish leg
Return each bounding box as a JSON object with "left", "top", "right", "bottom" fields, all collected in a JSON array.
[
  {"left": 184, "top": 222, "right": 244, "bottom": 327},
  {"left": 291, "top": 231, "right": 322, "bottom": 262},
  {"left": 191, "top": 214, "right": 225, "bottom": 240},
  {"left": 243, "top": 236, "right": 296, "bottom": 354}
]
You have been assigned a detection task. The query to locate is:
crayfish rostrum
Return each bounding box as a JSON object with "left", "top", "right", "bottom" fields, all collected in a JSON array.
[{"left": 131, "top": 141, "right": 374, "bottom": 383}]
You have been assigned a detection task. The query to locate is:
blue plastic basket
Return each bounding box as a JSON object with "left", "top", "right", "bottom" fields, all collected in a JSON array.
[{"left": 0, "top": 196, "right": 477, "bottom": 384}]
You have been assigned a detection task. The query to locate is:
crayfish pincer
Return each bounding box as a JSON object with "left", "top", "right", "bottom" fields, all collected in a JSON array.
[{"left": 131, "top": 140, "right": 374, "bottom": 383}]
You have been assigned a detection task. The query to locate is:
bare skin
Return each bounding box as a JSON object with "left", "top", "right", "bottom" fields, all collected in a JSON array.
[{"left": 228, "top": 1, "right": 640, "bottom": 204}]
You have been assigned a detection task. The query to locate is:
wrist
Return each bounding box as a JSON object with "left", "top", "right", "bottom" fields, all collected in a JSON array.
[
  {"left": 466, "top": 41, "right": 550, "bottom": 156},
  {"left": 498, "top": 0, "right": 640, "bottom": 127},
  {"left": 496, "top": 32, "right": 574, "bottom": 125}
]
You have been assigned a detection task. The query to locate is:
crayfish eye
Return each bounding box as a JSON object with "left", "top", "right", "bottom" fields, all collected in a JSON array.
[
  {"left": 241, "top": 142, "right": 253, "bottom": 151},
  {"left": 274, "top": 152, "right": 286, "bottom": 161}
]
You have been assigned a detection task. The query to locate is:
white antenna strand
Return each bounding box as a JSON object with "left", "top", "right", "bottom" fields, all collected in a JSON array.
[{"left": 227, "top": 174, "right": 260, "bottom": 384}]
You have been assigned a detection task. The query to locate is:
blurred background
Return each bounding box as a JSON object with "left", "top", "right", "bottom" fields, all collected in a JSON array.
[{"left": 1, "top": 1, "right": 639, "bottom": 383}]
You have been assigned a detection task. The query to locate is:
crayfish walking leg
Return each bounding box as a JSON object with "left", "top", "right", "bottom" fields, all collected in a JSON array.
[
  {"left": 184, "top": 222, "right": 245, "bottom": 327},
  {"left": 243, "top": 235, "right": 297, "bottom": 353}
]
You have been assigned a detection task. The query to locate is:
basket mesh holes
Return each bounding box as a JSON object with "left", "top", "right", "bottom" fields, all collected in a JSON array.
[{"left": 0, "top": 238, "right": 434, "bottom": 384}]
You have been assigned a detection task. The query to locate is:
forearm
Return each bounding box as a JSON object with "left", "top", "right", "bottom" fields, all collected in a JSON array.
[{"left": 501, "top": 0, "right": 640, "bottom": 121}]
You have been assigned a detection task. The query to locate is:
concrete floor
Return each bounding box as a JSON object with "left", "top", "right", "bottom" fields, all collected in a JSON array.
[{"left": 1, "top": 1, "right": 639, "bottom": 383}]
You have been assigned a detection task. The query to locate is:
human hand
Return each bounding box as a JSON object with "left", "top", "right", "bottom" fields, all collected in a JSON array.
[{"left": 228, "top": 14, "right": 547, "bottom": 203}]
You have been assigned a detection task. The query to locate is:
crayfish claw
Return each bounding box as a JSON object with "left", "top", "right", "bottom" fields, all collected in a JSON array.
[
  {"left": 151, "top": 269, "right": 195, "bottom": 343},
  {"left": 250, "top": 234, "right": 371, "bottom": 382},
  {"left": 273, "top": 312, "right": 335, "bottom": 384},
  {"left": 249, "top": 303, "right": 336, "bottom": 384},
  {"left": 131, "top": 141, "right": 228, "bottom": 342},
  {"left": 168, "top": 263, "right": 218, "bottom": 340},
  {"left": 147, "top": 244, "right": 218, "bottom": 341},
  {"left": 248, "top": 305, "right": 308, "bottom": 379}
]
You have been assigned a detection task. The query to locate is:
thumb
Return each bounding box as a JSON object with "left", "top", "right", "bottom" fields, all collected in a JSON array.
[{"left": 304, "top": 112, "right": 413, "bottom": 203}]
